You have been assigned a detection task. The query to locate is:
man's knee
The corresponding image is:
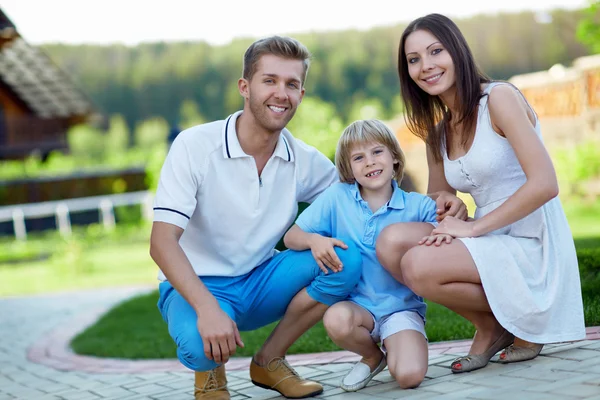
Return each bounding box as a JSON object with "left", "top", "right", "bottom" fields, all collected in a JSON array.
[
  {"left": 173, "top": 322, "right": 218, "bottom": 371},
  {"left": 333, "top": 240, "right": 362, "bottom": 287}
]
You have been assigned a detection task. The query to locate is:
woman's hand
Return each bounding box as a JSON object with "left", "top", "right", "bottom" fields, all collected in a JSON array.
[
  {"left": 433, "top": 216, "right": 478, "bottom": 238},
  {"left": 435, "top": 192, "right": 468, "bottom": 222}
]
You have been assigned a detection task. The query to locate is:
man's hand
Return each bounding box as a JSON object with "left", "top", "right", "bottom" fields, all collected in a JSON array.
[
  {"left": 435, "top": 192, "right": 468, "bottom": 221},
  {"left": 197, "top": 307, "right": 244, "bottom": 364},
  {"left": 307, "top": 234, "right": 348, "bottom": 274},
  {"left": 419, "top": 233, "right": 453, "bottom": 246}
]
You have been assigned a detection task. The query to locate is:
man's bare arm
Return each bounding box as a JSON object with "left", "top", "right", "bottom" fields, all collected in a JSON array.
[{"left": 149, "top": 221, "right": 243, "bottom": 363}]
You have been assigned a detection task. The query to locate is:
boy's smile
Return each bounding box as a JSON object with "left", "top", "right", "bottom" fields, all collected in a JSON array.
[{"left": 350, "top": 141, "right": 398, "bottom": 200}]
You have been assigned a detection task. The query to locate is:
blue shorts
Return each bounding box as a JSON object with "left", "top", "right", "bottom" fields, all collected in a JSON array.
[{"left": 157, "top": 245, "right": 362, "bottom": 371}]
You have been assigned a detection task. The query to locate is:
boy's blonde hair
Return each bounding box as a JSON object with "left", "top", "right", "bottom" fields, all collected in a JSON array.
[{"left": 335, "top": 119, "right": 406, "bottom": 184}]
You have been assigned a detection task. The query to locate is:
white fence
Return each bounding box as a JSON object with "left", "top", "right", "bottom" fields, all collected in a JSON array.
[{"left": 0, "top": 191, "right": 154, "bottom": 240}]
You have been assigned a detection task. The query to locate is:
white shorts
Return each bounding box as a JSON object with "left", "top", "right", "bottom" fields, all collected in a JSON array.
[{"left": 369, "top": 310, "right": 427, "bottom": 344}]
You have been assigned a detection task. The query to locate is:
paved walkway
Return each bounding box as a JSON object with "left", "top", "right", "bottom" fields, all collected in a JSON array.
[{"left": 2, "top": 287, "right": 600, "bottom": 400}]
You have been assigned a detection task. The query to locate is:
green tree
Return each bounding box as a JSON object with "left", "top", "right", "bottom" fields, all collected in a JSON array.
[
  {"left": 577, "top": 1, "right": 600, "bottom": 53},
  {"left": 134, "top": 117, "right": 169, "bottom": 150},
  {"left": 179, "top": 99, "right": 205, "bottom": 129},
  {"left": 286, "top": 97, "right": 344, "bottom": 160},
  {"left": 106, "top": 114, "right": 130, "bottom": 153}
]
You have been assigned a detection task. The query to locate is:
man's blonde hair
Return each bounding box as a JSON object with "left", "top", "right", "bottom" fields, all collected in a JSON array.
[
  {"left": 243, "top": 36, "right": 311, "bottom": 84},
  {"left": 335, "top": 119, "right": 406, "bottom": 184}
]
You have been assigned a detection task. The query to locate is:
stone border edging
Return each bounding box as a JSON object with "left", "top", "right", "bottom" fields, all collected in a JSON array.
[{"left": 27, "top": 302, "right": 600, "bottom": 373}]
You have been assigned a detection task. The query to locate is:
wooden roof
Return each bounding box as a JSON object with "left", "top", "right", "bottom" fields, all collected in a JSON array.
[{"left": 0, "top": 9, "right": 95, "bottom": 120}]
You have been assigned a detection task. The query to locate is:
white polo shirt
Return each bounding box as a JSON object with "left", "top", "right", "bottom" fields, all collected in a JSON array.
[{"left": 153, "top": 111, "right": 338, "bottom": 280}]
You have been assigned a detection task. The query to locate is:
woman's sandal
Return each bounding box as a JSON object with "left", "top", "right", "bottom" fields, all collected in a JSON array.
[
  {"left": 497, "top": 343, "right": 543, "bottom": 363},
  {"left": 451, "top": 329, "right": 515, "bottom": 373}
]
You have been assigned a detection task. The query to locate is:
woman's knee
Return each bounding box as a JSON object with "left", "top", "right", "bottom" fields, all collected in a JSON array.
[
  {"left": 400, "top": 247, "right": 430, "bottom": 295},
  {"left": 323, "top": 304, "right": 355, "bottom": 340},
  {"left": 376, "top": 224, "right": 416, "bottom": 272}
]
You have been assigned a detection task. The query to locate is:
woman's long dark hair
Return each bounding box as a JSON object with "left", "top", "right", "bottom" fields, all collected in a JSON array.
[{"left": 398, "top": 14, "right": 490, "bottom": 162}]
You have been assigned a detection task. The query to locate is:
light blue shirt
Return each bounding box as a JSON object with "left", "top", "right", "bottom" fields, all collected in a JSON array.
[{"left": 295, "top": 181, "right": 437, "bottom": 321}]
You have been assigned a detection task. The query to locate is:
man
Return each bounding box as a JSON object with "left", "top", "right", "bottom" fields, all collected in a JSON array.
[{"left": 150, "top": 36, "right": 362, "bottom": 400}]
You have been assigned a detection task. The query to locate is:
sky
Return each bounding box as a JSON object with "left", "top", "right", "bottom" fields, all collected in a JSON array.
[{"left": 0, "top": 0, "right": 590, "bottom": 46}]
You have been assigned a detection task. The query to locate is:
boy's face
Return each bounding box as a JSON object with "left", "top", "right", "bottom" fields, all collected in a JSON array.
[
  {"left": 349, "top": 141, "right": 398, "bottom": 195},
  {"left": 238, "top": 54, "right": 305, "bottom": 134}
]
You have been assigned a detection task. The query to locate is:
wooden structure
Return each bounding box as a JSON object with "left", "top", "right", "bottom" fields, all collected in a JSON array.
[{"left": 0, "top": 9, "right": 96, "bottom": 160}]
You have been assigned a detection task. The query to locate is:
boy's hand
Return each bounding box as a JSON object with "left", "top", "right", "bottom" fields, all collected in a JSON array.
[
  {"left": 419, "top": 233, "right": 453, "bottom": 246},
  {"left": 307, "top": 234, "right": 348, "bottom": 274}
]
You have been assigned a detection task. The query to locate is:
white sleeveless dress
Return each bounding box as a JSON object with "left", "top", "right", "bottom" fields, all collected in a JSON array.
[{"left": 443, "top": 82, "right": 586, "bottom": 343}]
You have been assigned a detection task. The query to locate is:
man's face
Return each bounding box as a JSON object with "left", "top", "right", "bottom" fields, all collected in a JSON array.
[{"left": 239, "top": 54, "right": 306, "bottom": 133}]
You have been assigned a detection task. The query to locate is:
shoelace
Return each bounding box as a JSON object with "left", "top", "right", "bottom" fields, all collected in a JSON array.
[
  {"left": 196, "top": 369, "right": 227, "bottom": 392},
  {"left": 267, "top": 357, "right": 301, "bottom": 387},
  {"left": 268, "top": 358, "right": 299, "bottom": 376}
]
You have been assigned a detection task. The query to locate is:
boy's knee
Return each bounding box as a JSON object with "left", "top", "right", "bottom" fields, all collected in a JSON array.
[
  {"left": 323, "top": 305, "right": 354, "bottom": 339},
  {"left": 173, "top": 323, "right": 217, "bottom": 371},
  {"left": 388, "top": 362, "right": 425, "bottom": 389}
]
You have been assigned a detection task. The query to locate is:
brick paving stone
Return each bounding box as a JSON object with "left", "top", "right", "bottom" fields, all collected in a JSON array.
[
  {"left": 468, "top": 388, "right": 579, "bottom": 400},
  {"left": 425, "top": 365, "right": 453, "bottom": 379},
  {"left": 36, "top": 395, "right": 63, "bottom": 400},
  {"left": 585, "top": 375, "right": 600, "bottom": 386},
  {"left": 126, "top": 383, "right": 174, "bottom": 396},
  {"left": 372, "top": 369, "right": 396, "bottom": 384},
  {"left": 419, "top": 380, "right": 479, "bottom": 393},
  {"left": 545, "top": 348, "right": 600, "bottom": 361},
  {"left": 90, "top": 386, "right": 139, "bottom": 398},
  {"left": 314, "top": 362, "right": 355, "bottom": 373},
  {"left": 315, "top": 385, "right": 345, "bottom": 398},
  {"left": 524, "top": 374, "right": 594, "bottom": 393},
  {"left": 502, "top": 366, "right": 585, "bottom": 382},
  {"left": 554, "top": 383, "right": 600, "bottom": 398},
  {"left": 320, "top": 392, "right": 389, "bottom": 399},
  {"left": 541, "top": 341, "right": 591, "bottom": 355},
  {"left": 53, "top": 390, "right": 105, "bottom": 400},
  {"left": 146, "top": 388, "right": 192, "bottom": 400},
  {"left": 582, "top": 341, "right": 600, "bottom": 350},
  {"left": 3, "top": 287, "right": 600, "bottom": 400},
  {"left": 160, "top": 378, "right": 193, "bottom": 391}
]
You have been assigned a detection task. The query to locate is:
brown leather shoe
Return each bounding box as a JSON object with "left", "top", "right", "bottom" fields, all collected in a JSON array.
[
  {"left": 194, "top": 365, "right": 230, "bottom": 399},
  {"left": 250, "top": 357, "right": 323, "bottom": 399}
]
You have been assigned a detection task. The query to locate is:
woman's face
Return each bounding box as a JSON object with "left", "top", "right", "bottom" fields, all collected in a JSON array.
[{"left": 404, "top": 29, "right": 456, "bottom": 97}]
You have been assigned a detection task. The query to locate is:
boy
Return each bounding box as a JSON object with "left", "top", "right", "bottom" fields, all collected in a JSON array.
[{"left": 284, "top": 120, "right": 450, "bottom": 390}]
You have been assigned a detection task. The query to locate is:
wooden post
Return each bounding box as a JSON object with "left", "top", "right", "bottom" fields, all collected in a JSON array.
[
  {"left": 142, "top": 193, "right": 154, "bottom": 221},
  {"left": 12, "top": 208, "right": 27, "bottom": 241},
  {"left": 55, "top": 204, "right": 72, "bottom": 237},
  {"left": 99, "top": 199, "right": 116, "bottom": 230}
]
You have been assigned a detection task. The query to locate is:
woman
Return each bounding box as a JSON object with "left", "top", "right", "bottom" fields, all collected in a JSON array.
[{"left": 376, "top": 13, "right": 585, "bottom": 373}]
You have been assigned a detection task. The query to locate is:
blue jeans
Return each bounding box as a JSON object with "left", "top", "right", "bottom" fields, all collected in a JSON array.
[{"left": 157, "top": 246, "right": 362, "bottom": 371}]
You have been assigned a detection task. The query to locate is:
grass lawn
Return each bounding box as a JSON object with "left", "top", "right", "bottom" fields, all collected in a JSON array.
[
  {"left": 71, "top": 291, "right": 475, "bottom": 359},
  {"left": 0, "top": 224, "right": 158, "bottom": 296},
  {"left": 2, "top": 201, "right": 599, "bottom": 359},
  {"left": 69, "top": 201, "right": 600, "bottom": 359}
]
